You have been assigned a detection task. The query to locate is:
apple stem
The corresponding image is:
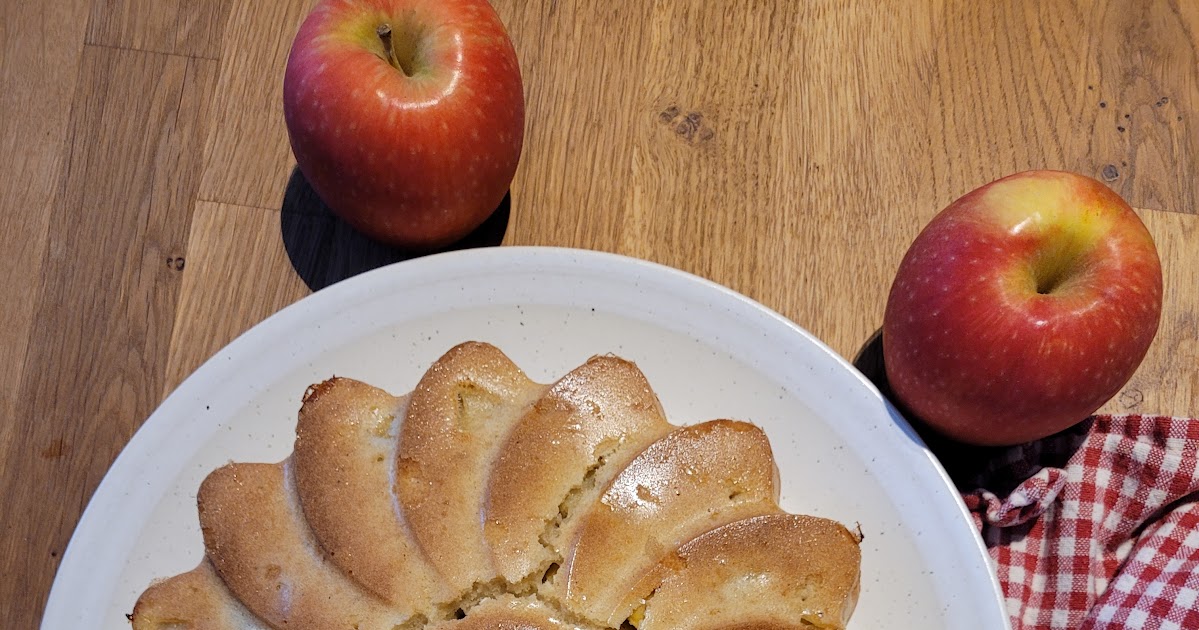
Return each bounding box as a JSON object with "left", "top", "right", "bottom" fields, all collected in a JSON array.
[{"left": 376, "top": 24, "right": 414, "bottom": 77}]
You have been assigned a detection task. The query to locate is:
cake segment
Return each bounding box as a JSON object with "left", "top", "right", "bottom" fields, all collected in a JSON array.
[
  {"left": 546, "top": 420, "right": 783, "bottom": 627},
  {"left": 199, "top": 462, "right": 414, "bottom": 629},
  {"left": 484, "top": 354, "right": 674, "bottom": 586},
  {"left": 631, "top": 513, "right": 862, "bottom": 630},
  {"left": 293, "top": 379, "right": 448, "bottom": 612},
  {"left": 396, "top": 342, "right": 547, "bottom": 596},
  {"left": 130, "top": 559, "right": 268, "bottom": 630},
  {"left": 130, "top": 343, "right": 862, "bottom": 630}
]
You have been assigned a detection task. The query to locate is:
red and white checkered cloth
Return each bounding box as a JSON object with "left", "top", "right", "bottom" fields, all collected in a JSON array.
[{"left": 958, "top": 415, "right": 1199, "bottom": 630}]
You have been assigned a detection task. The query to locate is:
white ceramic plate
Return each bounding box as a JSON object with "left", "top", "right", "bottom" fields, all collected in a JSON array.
[{"left": 43, "top": 246, "right": 1008, "bottom": 630}]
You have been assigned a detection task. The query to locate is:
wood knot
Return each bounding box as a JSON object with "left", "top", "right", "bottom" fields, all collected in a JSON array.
[
  {"left": 659, "top": 106, "right": 714, "bottom": 145},
  {"left": 1119, "top": 388, "right": 1143, "bottom": 409},
  {"left": 675, "top": 111, "right": 702, "bottom": 137},
  {"left": 1101, "top": 164, "right": 1119, "bottom": 181}
]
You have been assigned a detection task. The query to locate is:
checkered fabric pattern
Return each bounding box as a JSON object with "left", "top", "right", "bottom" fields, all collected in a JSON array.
[{"left": 960, "top": 415, "right": 1199, "bottom": 630}]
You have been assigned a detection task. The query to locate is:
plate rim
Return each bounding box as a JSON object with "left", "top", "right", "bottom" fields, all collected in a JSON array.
[{"left": 41, "top": 245, "right": 1009, "bottom": 629}]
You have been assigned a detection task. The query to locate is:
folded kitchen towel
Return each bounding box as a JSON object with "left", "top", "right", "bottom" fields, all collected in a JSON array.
[{"left": 957, "top": 415, "right": 1199, "bottom": 630}]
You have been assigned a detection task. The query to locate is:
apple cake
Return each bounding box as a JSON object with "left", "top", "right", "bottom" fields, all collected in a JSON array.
[{"left": 131, "top": 341, "right": 861, "bottom": 630}]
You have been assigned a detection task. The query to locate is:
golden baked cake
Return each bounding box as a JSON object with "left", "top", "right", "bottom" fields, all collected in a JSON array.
[{"left": 131, "top": 341, "right": 861, "bottom": 630}]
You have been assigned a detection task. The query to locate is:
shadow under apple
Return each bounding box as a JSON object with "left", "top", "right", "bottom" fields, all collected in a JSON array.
[
  {"left": 852, "top": 329, "right": 1092, "bottom": 494},
  {"left": 280, "top": 166, "right": 510, "bottom": 292}
]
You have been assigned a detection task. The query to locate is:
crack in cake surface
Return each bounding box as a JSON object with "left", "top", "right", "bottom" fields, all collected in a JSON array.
[{"left": 533, "top": 443, "right": 618, "bottom": 581}]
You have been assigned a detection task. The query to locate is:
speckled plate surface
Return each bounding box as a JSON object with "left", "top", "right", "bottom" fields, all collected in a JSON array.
[{"left": 43, "top": 246, "right": 1008, "bottom": 630}]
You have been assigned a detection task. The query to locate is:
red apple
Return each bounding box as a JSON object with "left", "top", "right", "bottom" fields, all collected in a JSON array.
[
  {"left": 882, "top": 170, "right": 1163, "bottom": 446},
  {"left": 283, "top": 0, "right": 524, "bottom": 249}
]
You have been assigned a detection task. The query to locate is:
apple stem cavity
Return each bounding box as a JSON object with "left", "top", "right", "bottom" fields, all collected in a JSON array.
[
  {"left": 1034, "top": 237, "right": 1089, "bottom": 295},
  {"left": 1036, "top": 268, "right": 1067, "bottom": 295},
  {"left": 1033, "top": 254, "right": 1077, "bottom": 295},
  {"left": 376, "top": 23, "right": 416, "bottom": 77}
]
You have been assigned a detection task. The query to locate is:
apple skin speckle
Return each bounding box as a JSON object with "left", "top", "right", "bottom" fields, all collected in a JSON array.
[{"left": 881, "top": 170, "right": 1163, "bottom": 446}]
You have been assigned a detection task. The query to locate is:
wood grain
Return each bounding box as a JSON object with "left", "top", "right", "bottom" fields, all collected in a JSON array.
[
  {"left": 0, "top": 45, "right": 216, "bottom": 624},
  {"left": 86, "top": 0, "right": 233, "bottom": 58},
  {"left": 926, "top": 1, "right": 1095, "bottom": 199},
  {"left": 3, "top": 0, "right": 1199, "bottom": 626},
  {"left": 163, "top": 202, "right": 309, "bottom": 394},
  {"left": 196, "top": 0, "right": 317, "bottom": 209},
  {"left": 617, "top": 0, "right": 941, "bottom": 363},
  {"left": 1102, "top": 209, "right": 1199, "bottom": 415},
  {"left": 0, "top": 0, "right": 90, "bottom": 495},
  {"left": 1082, "top": 0, "right": 1197, "bottom": 216},
  {"left": 495, "top": 2, "right": 656, "bottom": 248},
  {"left": 925, "top": 0, "right": 1197, "bottom": 215}
]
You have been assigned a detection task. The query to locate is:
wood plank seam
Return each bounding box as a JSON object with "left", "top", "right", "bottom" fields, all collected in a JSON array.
[
  {"left": 193, "top": 196, "right": 280, "bottom": 213},
  {"left": 79, "top": 40, "right": 220, "bottom": 61}
]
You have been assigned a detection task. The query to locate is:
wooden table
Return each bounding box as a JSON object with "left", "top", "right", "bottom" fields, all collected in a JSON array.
[{"left": 2, "top": 0, "right": 1196, "bottom": 625}]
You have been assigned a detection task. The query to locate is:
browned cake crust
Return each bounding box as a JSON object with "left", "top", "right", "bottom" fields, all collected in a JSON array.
[
  {"left": 484, "top": 354, "right": 675, "bottom": 585},
  {"left": 198, "top": 462, "right": 410, "bottom": 629},
  {"left": 547, "top": 420, "right": 783, "bottom": 626},
  {"left": 131, "top": 342, "right": 862, "bottom": 630},
  {"left": 130, "top": 559, "right": 264, "bottom": 630},
  {"left": 293, "top": 379, "right": 446, "bottom": 612},
  {"left": 635, "top": 513, "right": 862, "bottom": 630},
  {"left": 396, "top": 342, "right": 547, "bottom": 596}
]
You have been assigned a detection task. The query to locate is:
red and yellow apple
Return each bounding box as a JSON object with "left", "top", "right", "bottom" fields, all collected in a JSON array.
[
  {"left": 882, "top": 170, "right": 1162, "bottom": 446},
  {"left": 283, "top": 0, "right": 524, "bottom": 249}
]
